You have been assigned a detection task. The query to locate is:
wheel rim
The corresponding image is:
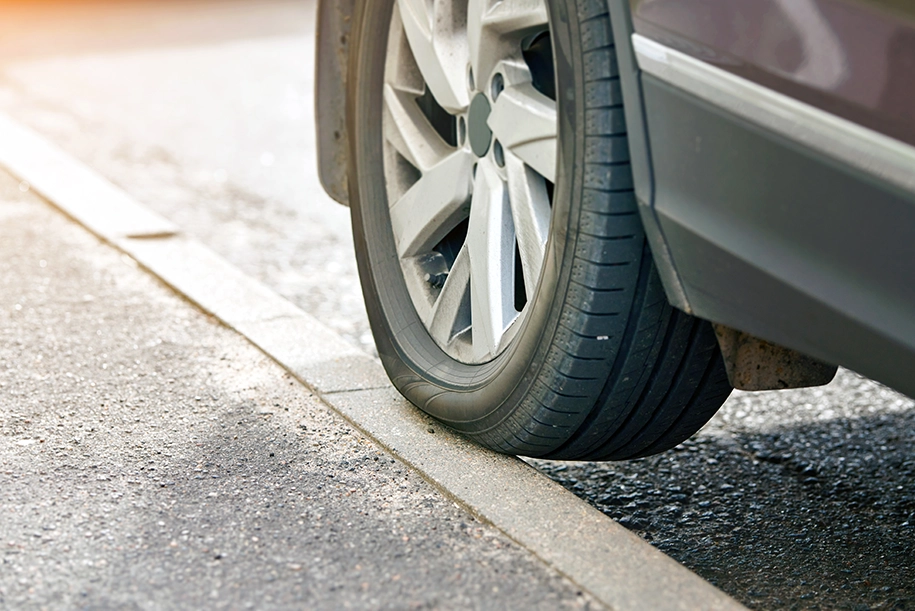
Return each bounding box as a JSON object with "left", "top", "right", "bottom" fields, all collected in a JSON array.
[{"left": 382, "top": 0, "right": 558, "bottom": 364}]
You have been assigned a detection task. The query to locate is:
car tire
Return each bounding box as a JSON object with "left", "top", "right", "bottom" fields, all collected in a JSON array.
[{"left": 346, "top": 0, "right": 733, "bottom": 460}]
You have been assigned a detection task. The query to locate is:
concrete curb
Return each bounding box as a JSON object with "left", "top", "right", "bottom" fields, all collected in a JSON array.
[{"left": 0, "top": 114, "right": 744, "bottom": 610}]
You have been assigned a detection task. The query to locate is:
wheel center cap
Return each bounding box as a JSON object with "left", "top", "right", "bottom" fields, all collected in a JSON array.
[{"left": 468, "top": 93, "right": 492, "bottom": 158}]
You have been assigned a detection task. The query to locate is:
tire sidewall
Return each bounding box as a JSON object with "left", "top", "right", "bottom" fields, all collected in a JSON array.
[{"left": 347, "top": 0, "right": 587, "bottom": 434}]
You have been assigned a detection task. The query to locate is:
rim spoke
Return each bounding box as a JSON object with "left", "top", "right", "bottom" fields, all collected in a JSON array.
[
  {"left": 506, "top": 154, "right": 550, "bottom": 297},
  {"left": 389, "top": 150, "right": 474, "bottom": 258},
  {"left": 427, "top": 246, "right": 471, "bottom": 345},
  {"left": 478, "top": 0, "right": 549, "bottom": 32},
  {"left": 468, "top": 0, "right": 548, "bottom": 87},
  {"left": 385, "top": 4, "right": 425, "bottom": 94},
  {"left": 383, "top": 84, "right": 451, "bottom": 172},
  {"left": 468, "top": 159, "right": 517, "bottom": 360},
  {"left": 488, "top": 82, "right": 557, "bottom": 182},
  {"left": 397, "top": 0, "right": 469, "bottom": 114}
]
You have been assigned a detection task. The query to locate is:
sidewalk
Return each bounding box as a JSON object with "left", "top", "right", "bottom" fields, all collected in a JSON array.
[{"left": 0, "top": 170, "right": 596, "bottom": 609}]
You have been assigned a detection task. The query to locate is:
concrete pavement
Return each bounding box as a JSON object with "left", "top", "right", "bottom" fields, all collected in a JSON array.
[
  {"left": 0, "top": 170, "right": 600, "bottom": 609},
  {"left": 0, "top": 109, "right": 742, "bottom": 608}
]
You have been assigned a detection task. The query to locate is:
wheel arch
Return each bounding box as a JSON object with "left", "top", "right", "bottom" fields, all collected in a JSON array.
[
  {"left": 605, "top": 0, "right": 692, "bottom": 314},
  {"left": 605, "top": 0, "right": 840, "bottom": 392}
]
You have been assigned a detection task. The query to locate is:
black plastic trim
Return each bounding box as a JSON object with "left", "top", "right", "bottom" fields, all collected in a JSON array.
[{"left": 315, "top": 0, "right": 355, "bottom": 206}]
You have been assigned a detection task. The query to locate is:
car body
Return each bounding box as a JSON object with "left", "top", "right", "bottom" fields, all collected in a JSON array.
[
  {"left": 622, "top": 0, "right": 915, "bottom": 400},
  {"left": 315, "top": 0, "right": 915, "bottom": 458}
]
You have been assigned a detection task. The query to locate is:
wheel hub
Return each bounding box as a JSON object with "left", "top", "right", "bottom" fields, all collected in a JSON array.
[{"left": 467, "top": 93, "right": 492, "bottom": 158}]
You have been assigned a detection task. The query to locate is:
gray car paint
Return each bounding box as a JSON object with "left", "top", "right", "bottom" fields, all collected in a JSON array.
[{"left": 630, "top": 0, "right": 915, "bottom": 146}]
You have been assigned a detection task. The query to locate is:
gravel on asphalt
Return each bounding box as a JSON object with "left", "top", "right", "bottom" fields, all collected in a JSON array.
[{"left": 532, "top": 372, "right": 915, "bottom": 610}]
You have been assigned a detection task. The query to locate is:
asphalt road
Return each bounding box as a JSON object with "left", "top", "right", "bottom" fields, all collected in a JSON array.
[{"left": 0, "top": 1, "right": 913, "bottom": 608}]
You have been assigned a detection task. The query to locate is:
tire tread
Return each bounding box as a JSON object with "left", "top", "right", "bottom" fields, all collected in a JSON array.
[{"left": 470, "top": 1, "right": 730, "bottom": 459}]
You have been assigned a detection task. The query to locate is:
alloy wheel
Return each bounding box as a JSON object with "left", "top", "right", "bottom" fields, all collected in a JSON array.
[{"left": 382, "top": 0, "right": 557, "bottom": 364}]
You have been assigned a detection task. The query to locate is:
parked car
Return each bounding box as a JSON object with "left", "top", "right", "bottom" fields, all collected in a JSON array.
[{"left": 315, "top": 0, "right": 915, "bottom": 460}]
